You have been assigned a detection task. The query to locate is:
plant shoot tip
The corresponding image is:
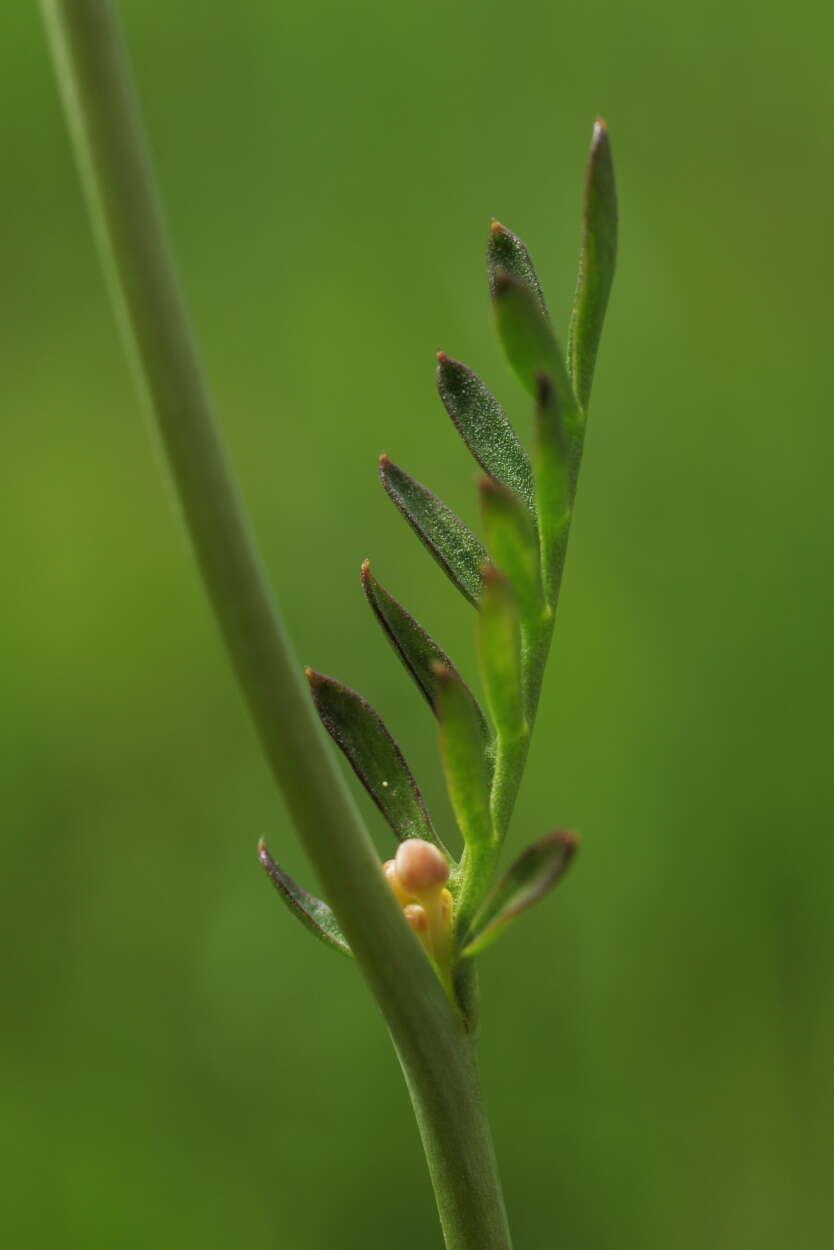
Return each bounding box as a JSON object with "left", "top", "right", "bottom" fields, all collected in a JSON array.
[{"left": 396, "top": 839, "right": 449, "bottom": 893}]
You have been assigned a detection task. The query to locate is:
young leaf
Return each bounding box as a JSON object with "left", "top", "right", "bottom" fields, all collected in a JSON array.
[
  {"left": 379, "top": 456, "right": 488, "bottom": 606},
  {"left": 534, "top": 375, "right": 571, "bottom": 605},
  {"left": 486, "top": 220, "right": 548, "bottom": 319},
  {"left": 434, "top": 662, "right": 494, "bottom": 853},
  {"left": 258, "top": 839, "right": 352, "bottom": 957},
  {"left": 306, "top": 668, "right": 442, "bottom": 848},
  {"left": 360, "top": 560, "right": 489, "bottom": 736},
  {"left": 461, "top": 830, "right": 578, "bottom": 957},
  {"left": 479, "top": 478, "right": 544, "bottom": 634},
  {"left": 568, "top": 119, "right": 618, "bottom": 411},
  {"left": 478, "top": 566, "right": 525, "bottom": 743},
  {"left": 436, "top": 352, "right": 534, "bottom": 509},
  {"left": 492, "top": 270, "right": 581, "bottom": 433}
]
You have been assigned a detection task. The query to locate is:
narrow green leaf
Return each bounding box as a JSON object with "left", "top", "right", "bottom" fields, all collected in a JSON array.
[
  {"left": 534, "top": 375, "right": 571, "bottom": 605},
  {"left": 360, "top": 560, "right": 489, "bottom": 732},
  {"left": 258, "top": 839, "right": 352, "bottom": 957},
  {"left": 379, "top": 456, "right": 488, "bottom": 606},
  {"left": 361, "top": 558, "right": 454, "bottom": 709},
  {"left": 492, "top": 270, "right": 581, "bottom": 433},
  {"left": 568, "top": 119, "right": 618, "bottom": 411},
  {"left": 307, "top": 668, "right": 442, "bottom": 848},
  {"left": 479, "top": 478, "right": 544, "bottom": 634},
  {"left": 434, "top": 662, "right": 494, "bottom": 853},
  {"left": 486, "top": 220, "right": 548, "bottom": 319},
  {"left": 436, "top": 352, "right": 534, "bottom": 509},
  {"left": 478, "top": 566, "right": 525, "bottom": 742},
  {"left": 461, "top": 830, "right": 578, "bottom": 957}
]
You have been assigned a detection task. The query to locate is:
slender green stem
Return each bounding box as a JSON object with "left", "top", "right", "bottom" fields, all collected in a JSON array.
[
  {"left": 456, "top": 545, "right": 574, "bottom": 926},
  {"left": 40, "top": 3, "right": 512, "bottom": 1246}
]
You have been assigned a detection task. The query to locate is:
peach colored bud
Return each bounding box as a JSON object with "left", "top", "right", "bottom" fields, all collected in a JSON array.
[
  {"left": 395, "top": 839, "right": 449, "bottom": 897},
  {"left": 383, "top": 858, "right": 416, "bottom": 907}
]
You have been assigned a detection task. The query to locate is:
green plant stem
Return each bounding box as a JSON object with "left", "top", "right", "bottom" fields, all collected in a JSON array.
[
  {"left": 456, "top": 564, "right": 572, "bottom": 932},
  {"left": 40, "top": 3, "right": 512, "bottom": 1247}
]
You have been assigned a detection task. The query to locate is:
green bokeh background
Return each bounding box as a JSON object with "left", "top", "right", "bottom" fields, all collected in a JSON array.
[{"left": 3, "top": 2, "right": 833, "bottom": 1247}]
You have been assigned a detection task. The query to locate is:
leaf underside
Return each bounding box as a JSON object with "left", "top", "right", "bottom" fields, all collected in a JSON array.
[
  {"left": 533, "top": 375, "right": 572, "bottom": 604},
  {"left": 379, "top": 456, "right": 488, "bottom": 605},
  {"left": 435, "top": 663, "right": 494, "bottom": 854},
  {"left": 486, "top": 220, "right": 549, "bottom": 320},
  {"left": 461, "top": 830, "right": 578, "bottom": 957},
  {"left": 492, "top": 270, "right": 581, "bottom": 432},
  {"left": 479, "top": 477, "right": 544, "bottom": 635},
  {"left": 259, "top": 839, "right": 352, "bottom": 957},
  {"left": 307, "top": 669, "right": 443, "bottom": 849},
  {"left": 568, "top": 119, "right": 618, "bottom": 411},
  {"left": 361, "top": 561, "right": 489, "bottom": 740},
  {"left": 478, "top": 566, "right": 525, "bottom": 742},
  {"left": 436, "top": 352, "right": 534, "bottom": 509}
]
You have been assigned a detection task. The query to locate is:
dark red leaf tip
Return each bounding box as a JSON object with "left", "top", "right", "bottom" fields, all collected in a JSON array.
[
  {"left": 490, "top": 218, "right": 504, "bottom": 236},
  {"left": 258, "top": 838, "right": 278, "bottom": 872},
  {"left": 481, "top": 561, "right": 503, "bottom": 585},
  {"left": 477, "top": 474, "right": 502, "bottom": 497},
  {"left": 436, "top": 350, "right": 448, "bottom": 364},
  {"left": 379, "top": 453, "right": 391, "bottom": 470}
]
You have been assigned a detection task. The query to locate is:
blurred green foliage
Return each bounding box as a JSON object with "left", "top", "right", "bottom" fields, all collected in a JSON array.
[{"left": 2, "top": 1, "right": 833, "bottom": 1246}]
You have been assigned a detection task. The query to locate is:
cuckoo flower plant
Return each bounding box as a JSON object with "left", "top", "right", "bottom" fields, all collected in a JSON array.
[{"left": 41, "top": 4, "right": 616, "bottom": 1245}]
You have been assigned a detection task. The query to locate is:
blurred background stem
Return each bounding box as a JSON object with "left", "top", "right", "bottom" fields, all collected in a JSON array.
[{"left": 39, "top": 2, "right": 513, "bottom": 1246}]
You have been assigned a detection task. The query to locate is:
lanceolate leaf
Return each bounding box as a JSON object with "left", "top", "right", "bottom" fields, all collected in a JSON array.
[
  {"left": 360, "top": 560, "right": 489, "bottom": 738},
  {"left": 258, "top": 839, "right": 352, "bottom": 957},
  {"left": 436, "top": 352, "right": 534, "bottom": 509},
  {"left": 434, "top": 662, "right": 494, "bottom": 853},
  {"left": 307, "top": 669, "right": 442, "bottom": 848},
  {"left": 360, "top": 559, "right": 452, "bottom": 709},
  {"left": 492, "top": 270, "right": 581, "bottom": 434},
  {"left": 568, "top": 119, "right": 618, "bottom": 411},
  {"left": 486, "top": 220, "right": 548, "bottom": 319},
  {"left": 461, "top": 830, "right": 578, "bottom": 957},
  {"left": 534, "top": 375, "right": 571, "bottom": 605},
  {"left": 478, "top": 566, "right": 525, "bottom": 742},
  {"left": 479, "top": 478, "right": 544, "bottom": 635},
  {"left": 379, "top": 456, "right": 488, "bottom": 606}
]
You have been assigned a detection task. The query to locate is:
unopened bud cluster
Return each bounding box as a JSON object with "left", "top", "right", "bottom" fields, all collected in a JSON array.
[{"left": 383, "top": 840, "right": 453, "bottom": 973}]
